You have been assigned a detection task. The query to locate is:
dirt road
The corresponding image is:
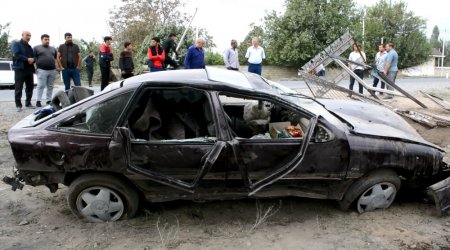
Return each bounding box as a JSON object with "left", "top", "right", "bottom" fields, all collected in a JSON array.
[{"left": 1, "top": 91, "right": 450, "bottom": 250}]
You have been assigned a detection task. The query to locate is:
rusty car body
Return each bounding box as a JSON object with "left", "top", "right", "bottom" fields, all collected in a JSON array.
[{"left": 4, "top": 68, "right": 450, "bottom": 222}]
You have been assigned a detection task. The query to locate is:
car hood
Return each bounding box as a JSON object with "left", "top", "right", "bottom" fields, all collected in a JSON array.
[{"left": 316, "top": 99, "right": 441, "bottom": 149}]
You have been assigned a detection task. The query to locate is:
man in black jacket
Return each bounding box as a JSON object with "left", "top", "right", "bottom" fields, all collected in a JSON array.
[
  {"left": 119, "top": 42, "right": 134, "bottom": 79},
  {"left": 83, "top": 51, "right": 96, "bottom": 87},
  {"left": 12, "top": 31, "right": 35, "bottom": 112},
  {"left": 57, "top": 33, "right": 81, "bottom": 91},
  {"left": 162, "top": 33, "right": 179, "bottom": 70}
]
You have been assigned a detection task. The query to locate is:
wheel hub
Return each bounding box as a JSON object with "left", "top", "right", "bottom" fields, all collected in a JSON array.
[
  {"left": 92, "top": 200, "right": 109, "bottom": 213},
  {"left": 372, "top": 195, "right": 385, "bottom": 206}
]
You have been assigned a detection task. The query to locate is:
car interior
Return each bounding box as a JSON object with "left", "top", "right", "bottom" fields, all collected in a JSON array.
[
  {"left": 219, "top": 94, "right": 310, "bottom": 139},
  {"left": 128, "top": 88, "right": 216, "bottom": 141}
]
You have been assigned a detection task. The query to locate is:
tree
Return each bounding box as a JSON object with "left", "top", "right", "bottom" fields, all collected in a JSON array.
[
  {"left": 109, "top": 0, "right": 187, "bottom": 49},
  {"left": 430, "top": 25, "right": 440, "bottom": 49},
  {"left": 109, "top": 0, "right": 214, "bottom": 71},
  {"left": 364, "top": 0, "right": 431, "bottom": 68},
  {"left": 204, "top": 51, "right": 223, "bottom": 65},
  {"left": 262, "top": 0, "right": 360, "bottom": 66},
  {"left": 0, "top": 23, "right": 11, "bottom": 59}
]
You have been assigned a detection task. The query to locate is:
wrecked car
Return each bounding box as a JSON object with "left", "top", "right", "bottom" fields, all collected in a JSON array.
[{"left": 4, "top": 67, "right": 450, "bottom": 222}]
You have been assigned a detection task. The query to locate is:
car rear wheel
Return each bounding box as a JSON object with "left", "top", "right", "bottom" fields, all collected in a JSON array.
[
  {"left": 339, "top": 169, "right": 401, "bottom": 213},
  {"left": 67, "top": 174, "right": 139, "bottom": 222}
]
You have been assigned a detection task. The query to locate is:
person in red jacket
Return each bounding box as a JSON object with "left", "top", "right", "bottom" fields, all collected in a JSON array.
[
  {"left": 99, "top": 36, "right": 113, "bottom": 90},
  {"left": 147, "top": 37, "right": 165, "bottom": 72}
]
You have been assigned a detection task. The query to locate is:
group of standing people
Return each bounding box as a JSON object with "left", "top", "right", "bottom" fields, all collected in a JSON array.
[
  {"left": 347, "top": 42, "right": 399, "bottom": 98},
  {"left": 146, "top": 34, "right": 266, "bottom": 75},
  {"left": 11, "top": 31, "right": 116, "bottom": 112},
  {"left": 12, "top": 31, "right": 268, "bottom": 112},
  {"left": 223, "top": 37, "right": 266, "bottom": 75},
  {"left": 12, "top": 31, "right": 80, "bottom": 112}
]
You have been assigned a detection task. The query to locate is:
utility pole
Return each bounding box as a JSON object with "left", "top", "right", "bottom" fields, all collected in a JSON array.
[
  {"left": 362, "top": 8, "right": 366, "bottom": 50},
  {"left": 442, "top": 29, "right": 446, "bottom": 68}
]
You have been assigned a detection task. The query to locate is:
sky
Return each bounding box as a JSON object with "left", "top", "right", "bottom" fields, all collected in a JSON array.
[{"left": 1, "top": 0, "right": 449, "bottom": 52}]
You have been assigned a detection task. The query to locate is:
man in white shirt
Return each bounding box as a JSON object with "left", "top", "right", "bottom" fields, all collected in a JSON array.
[
  {"left": 348, "top": 44, "right": 366, "bottom": 94},
  {"left": 372, "top": 44, "right": 387, "bottom": 94},
  {"left": 223, "top": 39, "right": 239, "bottom": 70},
  {"left": 245, "top": 37, "right": 265, "bottom": 75}
]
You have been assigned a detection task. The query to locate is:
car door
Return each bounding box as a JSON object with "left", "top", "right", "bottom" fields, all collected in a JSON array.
[
  {"left": 119, "top": 86, "right": 228, "bottom": 193},
  {"left": 218, "top": 92, "right": 347, "bottom": 195},
  {"left": 43, "top": 91, "right": 134, "bottom": 172}
]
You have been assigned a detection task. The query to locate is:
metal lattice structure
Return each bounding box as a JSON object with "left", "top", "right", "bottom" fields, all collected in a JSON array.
[
  {"left": 299, "top": 32, "right": 428, "bottom": 109},
  {"left": 298, "top": 71, "right": 386, "bottom": 106}
]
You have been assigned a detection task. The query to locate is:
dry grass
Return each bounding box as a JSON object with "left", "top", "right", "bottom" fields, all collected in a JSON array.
[
  {"left": 156, "top": 214, "right": 180, "bottom": 248},
  {"left": 248, "top": 200, "right": 282, "bottom": 233}
]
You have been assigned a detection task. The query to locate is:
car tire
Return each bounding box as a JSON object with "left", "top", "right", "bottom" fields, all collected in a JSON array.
[
  {"left": 339, "top": 169, "right": 401, "bottom": 213},
  {"left": 67, "top": 173, "right": 139, "bottom": 222}
]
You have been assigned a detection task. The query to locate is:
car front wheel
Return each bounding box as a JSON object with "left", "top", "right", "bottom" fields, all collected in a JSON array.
[
  {"left": 67, "top": 174, "right": 139, "bottom": 222},
  {"left": 339, "top": 169, "right": 401, "bottom": 213}
]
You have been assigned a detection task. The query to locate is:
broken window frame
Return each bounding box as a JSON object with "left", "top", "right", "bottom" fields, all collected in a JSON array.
[
  {"left": 217, "top": 91, "right": 314, "bottom": 140},
  {"left": 47, "top": 91, "right": 134, "bottom": 135},
  {"left": 117, "top": 86, "right": 227, "bottom": 193},
  {"left": 216, "top": 91, "right": 319, "bottom": 194},
  {"left": 123, "top": 85, "right": 220, "bottom": 143}
]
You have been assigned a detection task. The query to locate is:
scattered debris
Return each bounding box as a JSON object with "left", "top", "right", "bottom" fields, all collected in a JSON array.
[
  {"left": 420, "top": 111, "right": 450, "bottom": 127},
  {"left": 18, "top": 220, "right": 29, "bottom": 226},
  {"left": 396, "top": 110, "right": 450, "bottom": 128},
  {"left": 421, "top": 91, "right": 450, "bottom": 111}
]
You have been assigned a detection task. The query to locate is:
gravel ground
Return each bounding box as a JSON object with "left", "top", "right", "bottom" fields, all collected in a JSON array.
[{"left": 0, "top": 91, "right": 450, "bottom": 250}]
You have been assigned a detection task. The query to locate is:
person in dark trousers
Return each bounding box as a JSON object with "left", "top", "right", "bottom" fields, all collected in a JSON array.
[
  {"left": 34, "top": 34, "right": 58, "bottom": 107},
  {"left": 372, "top": 44, "right": 387, "bottom": 95},
  {"left": 223, "top": 39, "right": 239, "bottom": 70},
  {"left": 184, "top": 38, "right": 205, "bottom": 69},
  {"left": 99, "top": 36, "right": 114, "bottom": 90},
  {"left": 162, "top": 33, "right": 179, "bottom": 69},
  {"left": 12, "top": 31, "right": 35, "bottom": 112},
  {"left": 57, "top": 32, "right": 81, "bottom": 91},
  {"left": 147, "top": 37, "right": 165, "bottom": 72},
  {"left": 119, "top": 42, "right": 134, "bottom": 79},
  {"left": 83, "top": 51, "right": 96, "bottom": 87},
  {"left": 348, "top": 43, "right": 366, "bottom": 94},
  {"left": 245, "top": 37, "right": 265, "bottom": 75}
]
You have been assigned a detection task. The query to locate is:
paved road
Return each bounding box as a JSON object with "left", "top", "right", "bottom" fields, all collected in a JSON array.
[
  {"left": 0, "top": 84, "right": 100, "bottom": 103},
  {"left": 0, "top": 77, "right": 449, "bottom": 103},
  {"left": 280, "top": 77, "right": 450, "bottom": 93}
]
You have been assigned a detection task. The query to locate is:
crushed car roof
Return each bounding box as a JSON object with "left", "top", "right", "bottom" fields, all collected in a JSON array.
[{"left": 120, "top": 67, "right": 273, "bottom": 91}]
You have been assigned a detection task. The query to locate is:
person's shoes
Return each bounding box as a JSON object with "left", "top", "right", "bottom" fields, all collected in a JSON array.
[
  {"left": 89, "top": 83, "right": 93, "bottom": 87},
  {"left": 16, "top": 107, "right": 22, "bottom": 112},
  {"left": 25, "top": 104, "right": 35, "bottom": 109},
  {"left": 36, "top": 101, "right": 42, "bottom": 107},
  {"left": 46, "top": 101, "right": 51, "bottom": 105}
]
